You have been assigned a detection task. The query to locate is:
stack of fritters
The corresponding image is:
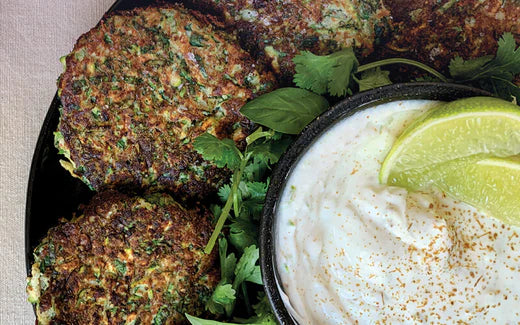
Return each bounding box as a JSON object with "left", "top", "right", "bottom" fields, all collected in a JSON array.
[
  {"left": 27, "top": 192, "right": 218, "bottom": 325},
  {"left": 30, "top": 4, "right": 277, "bottom": 324},
  {"left": 56, "top": 5, "right": 276, "bottom": 198}
]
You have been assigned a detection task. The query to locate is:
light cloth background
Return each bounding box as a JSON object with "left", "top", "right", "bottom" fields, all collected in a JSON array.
[{"left": 1, "top": 0, "right": 115, "bottom": 322}]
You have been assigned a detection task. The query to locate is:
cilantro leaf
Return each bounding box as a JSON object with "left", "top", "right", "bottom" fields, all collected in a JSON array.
[
  {"left": 292, "top": 51, "right": 331, "bottom": 94},
  {"left": 206, "top": 284, "right": 236, "bottom": 315},
  {"left": 240, "top": 182, "right": 268, "bottom": 219},
  {"left": 449, "top": 33, "right": 520, "bottom": 102},
  {"left": 356, "top": 67, "right": 392, "bottom": 91},
  {"left": 218, "top": 184, "right": 232, "bottom": 203},
  {"left": 250, "top": 293, "right": 273, "bottom": 319},
  {"left": 234, "top": 293, "right": 277, "bottom": 325},
  {"left": 241, "top": 88, "right": 329, "bottom": 134},
  {"left": 328, "top": 50, "right": 359, "bottom": 97},
  {"left": 293, "top": 48, "right": 359, "bottom": 97},
  {"left": 188, "top": 294, "right": 277, "bottom": 325},
  {"left": 229, "top": 219, "right": 258, "bottom": 252},
  {"left": 193, "top": 133, "right": 242, "bottom": 170},
  {"left": 244, "top": 182, "right": 268, "bottom": 200},
  {"left": 487, "top": 33, "right": 520, "bottom": 78},
  {"left": 246, "top": 266, "right": 262, "bottom": 285},
  {"left": 233, "top": 245, "right": 262, "bottom": 289},
  {"left": 243, "top": 158, "right": 268, "bottom": 182},
  {"left": 247, "top": 136, "right": 292, "bottom": 166},
  {"left": 246, "top": 142, "right": 279, "bottom": 166},
  {"left": 448, "top": 55, "right": 493, "bottom": 81}
]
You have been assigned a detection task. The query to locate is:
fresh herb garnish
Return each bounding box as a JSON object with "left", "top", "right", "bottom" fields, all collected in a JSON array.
[
  {"left": 192, "top": 128, "right": 290, "bottom": 324},
  {"left": 240, "top": 88, "right": 329, "bottom": 134},
  {"left": 192, "top": 135, "right": 242, "bottom": 170},
  {"left": 449, "top": 32, "right": 520, "bottom": 102},
  {"left": 187, "top": 292, "right": 276, "bottom": 324},
  {"left": 355, "top": 67, "right": 392, "bottom": 91},
  {"left": 293, "top": 50, "right": 448, "bottom": 97},
  {"left": 293, "top": 48, "right": 359, "bottom": 97},
  {"left": 193, "top": 128, "right": 290, "bottom": 255}
]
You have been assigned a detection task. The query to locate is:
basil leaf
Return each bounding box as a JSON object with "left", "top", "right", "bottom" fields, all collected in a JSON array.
[{"left": 240, "top": 88, "right": 329, "bottom": 134}]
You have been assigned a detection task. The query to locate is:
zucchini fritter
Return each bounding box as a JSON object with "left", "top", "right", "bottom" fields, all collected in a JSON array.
[
  {"left": 382, "top": 0, "right": 520, "bottom": 72},
  {"left": 187, "top": 0, "right": 390, "bottom": 81},
  {"left": 27, "top": 191, "right": 218, "bottom": 325},
  {"left": 56, "top": 5, "right": 276, "bottom": 198}
]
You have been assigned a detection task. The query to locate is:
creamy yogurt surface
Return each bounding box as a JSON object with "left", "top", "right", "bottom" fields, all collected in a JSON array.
[{"left": 275, "top": 100, "right": 520, "bottom": 324}]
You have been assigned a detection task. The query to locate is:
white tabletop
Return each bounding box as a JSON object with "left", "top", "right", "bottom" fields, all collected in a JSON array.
[{"left": 0, "top": 0, "right": 114, "bottom": 322}]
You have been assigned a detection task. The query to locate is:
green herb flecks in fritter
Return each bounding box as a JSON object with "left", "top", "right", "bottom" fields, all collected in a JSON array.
[
  {"left": 56, "top": 5, "right": 276, "bottom": 198},
  {"left": 27, "top": 191, "right": 219, "bottom": 325},
  {"left": 186, "top": 0, "right": 390, "bottom": 81}
]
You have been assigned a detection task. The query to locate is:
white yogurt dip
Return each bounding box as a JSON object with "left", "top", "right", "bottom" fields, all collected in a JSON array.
[{"left": 276, "top": 100, "right": 520, "bottom": 324}]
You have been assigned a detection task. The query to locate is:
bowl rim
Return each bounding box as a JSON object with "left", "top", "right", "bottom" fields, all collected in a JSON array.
[{"left": 259, "top": 82, "right": 492, "bottom": 324}]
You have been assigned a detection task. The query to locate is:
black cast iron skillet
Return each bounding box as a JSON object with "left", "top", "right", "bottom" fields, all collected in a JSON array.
[{"left": 259, "top": 82, "right": 492, "bottom": 324}]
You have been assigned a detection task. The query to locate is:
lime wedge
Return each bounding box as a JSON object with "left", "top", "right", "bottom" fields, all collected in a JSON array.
[
  {"left": 380, "top": 97, "right": 520, "bottom": 184},
  {"left": 398, "top": 156, "right": 520, "bottom": 226}
]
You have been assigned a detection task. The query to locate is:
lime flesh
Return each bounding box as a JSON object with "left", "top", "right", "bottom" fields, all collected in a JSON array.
[
  {"left": 393, "top": 156, "right": 520, "bottom": 226},
  {"left": 380, "top": 96, "right": 520, "bottom": 184},
  {"left": 439, "top": 156, "right": 520, "bottom": 226}
]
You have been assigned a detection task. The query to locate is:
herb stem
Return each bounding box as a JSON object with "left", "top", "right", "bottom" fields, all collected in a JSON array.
[
  {"left": 242, "top": 282, "right": 252, "bottom": 315},
  {"left": 357, "top": 58, "right": 449, "bottom": 82},
  {"left": 204, "top": 158, "right": 248, "bottom": 254}
]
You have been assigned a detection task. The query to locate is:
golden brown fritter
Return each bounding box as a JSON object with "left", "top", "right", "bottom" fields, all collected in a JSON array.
[
  {"left": 27, "top": 191, "right": 219, "bottom": 325},
  {"left": 186, "top": 0, "right": 390, "bottom": 82},
  {"left": 56, "top": 5, "right": 276, "bottom": 199},
  {"left": 381, "top": 0, "right": 520, "bottom": 73}
]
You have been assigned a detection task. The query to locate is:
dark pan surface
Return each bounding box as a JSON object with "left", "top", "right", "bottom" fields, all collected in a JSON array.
[{"left": 259, "top": 83, "right": 492, "bottom": 324}]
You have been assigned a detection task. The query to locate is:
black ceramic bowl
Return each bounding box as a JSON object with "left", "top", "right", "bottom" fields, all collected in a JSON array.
[{"left": 259, "top": 82, "right": 492, "bottom": 324}]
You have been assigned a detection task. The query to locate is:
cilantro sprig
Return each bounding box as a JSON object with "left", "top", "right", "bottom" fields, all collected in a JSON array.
[
  {"left": 449, "top": 32, "right": 520, "bottom": 102},
  {"left": 192, "top": 129, "right": 290, "bottom": 324},
  {"left": 292, "top": 32, "right": 520, "bottom": 102},
  {"left": 193, "top": 129, "right": 290, "bottom": 255},
  {"left": 293, "top": 48, "right": 359, "bottom": 97},
  {"left": 293, "top": 49, "right": 449, "bottom": 97},
  {"left": 187, "top": 292, "right": 276, "bottom": 325}
]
